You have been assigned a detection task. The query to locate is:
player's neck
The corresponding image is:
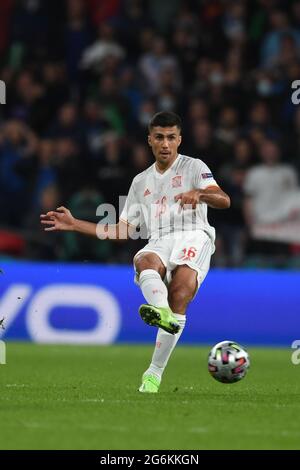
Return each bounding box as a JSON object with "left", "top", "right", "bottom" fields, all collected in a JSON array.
[{"left": 155, "top": 154, "right": 178, "bottom": 174}]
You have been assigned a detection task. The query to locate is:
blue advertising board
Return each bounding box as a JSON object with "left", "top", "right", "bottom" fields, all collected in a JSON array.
[{"left": 0, "top": 261, "right": 299, "bottom": 346}]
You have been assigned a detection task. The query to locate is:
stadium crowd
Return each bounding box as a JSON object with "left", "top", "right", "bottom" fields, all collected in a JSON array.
[{"left": 1, "top": 0, "right": 300, "bottom": 267}]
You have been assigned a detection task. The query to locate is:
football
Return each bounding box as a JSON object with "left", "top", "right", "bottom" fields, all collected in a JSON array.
[{"left": 208, "top": 340, "right": 250, "bottom": 383}]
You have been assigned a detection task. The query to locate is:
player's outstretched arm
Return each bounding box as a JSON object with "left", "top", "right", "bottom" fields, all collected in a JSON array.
[
  {"left": 40, "top": 206, "right": 131, "bottom": 240},
  {"left": 174, "top": 186, "right": 230, "bottom": 210},
  {"left": 197, "top": 186, "right": 231, "bottom": 209}
]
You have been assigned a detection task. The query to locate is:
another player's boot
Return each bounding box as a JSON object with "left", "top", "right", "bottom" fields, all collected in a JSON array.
[
  {"left": 139, "top": 304, "right": 180, "bottom": 334},
  {"left": 138, "top": 373, "right": 160, "bottom": 393}
]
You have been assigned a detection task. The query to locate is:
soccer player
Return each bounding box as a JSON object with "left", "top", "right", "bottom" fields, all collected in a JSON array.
[{"left": 41, "top": 111, "right": 230, "bottom": 393}]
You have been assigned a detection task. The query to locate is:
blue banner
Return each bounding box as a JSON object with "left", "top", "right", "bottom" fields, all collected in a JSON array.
[{"left": 0, "top": 261, "right": 299, "bottom": 346}]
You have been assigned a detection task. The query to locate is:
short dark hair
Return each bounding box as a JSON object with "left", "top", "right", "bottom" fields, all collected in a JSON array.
[{"left": 148, "top": 111, "right": 182, "bottom": 132}]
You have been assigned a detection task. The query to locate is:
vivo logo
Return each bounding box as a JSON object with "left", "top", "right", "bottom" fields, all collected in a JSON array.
[
  {"left": 0, "top": 80, "right": 6, "bottom": 104},
  {"left": 0, "top": 284, "right": 121, "bottom": 344}
]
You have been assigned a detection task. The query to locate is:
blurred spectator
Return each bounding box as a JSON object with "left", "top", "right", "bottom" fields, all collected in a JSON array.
[
  {"left": 11, "top": 71, "right": 50, "bottom": 133},
  {"left": 25, "top": 184, "right": 61, "bottom": 260},
  {"left": 260, "top": 9, "right": 300, "bottom": 68},
  {"left": 171, "top": 5, "right": 200, "bottom": 86},
  {"left": 130, "top": 142, "right": 152, "bottom": 175},
  {"left": 53, "top": 137, "right": 84, "bottom": 200},
  {"left": 186, "top": 98, "right": 209, "bottom": 123},
  {"left": 96, "top": 133, "right": 128, "bottom": 207},
  {"left": 94, "top": 74, "right": 131, "bottom": 134},
  {"left": 243, "top": 139, "right": 300, "bottom": 238},
  {"left": 65, "top": 0, "right": 93, "bottom": 85},
  {"left": 60, "top": 188, "right": 112, "bottom": 261},
  {"left": 222, "top": 1, "right": 247, "bottom": 44},
  {"left": 47, "top": 102, "right": 84, "bottom": 145},
  {"left": 80, "top": 22, "right": 125, "bottom": 73},
  {"left": 118, "top": 0, "right": 152, "bottom": 61},
  {"left": 0, "top": 0, "right": 14, "bottom": 56},
  {"left": 244, "top": 140, "right": 299, "bottom": 222},
  {"left": 245, "top": 101, "right": 279, "bottom": 140},
  {"left": 137, "top": 99, "right": 156, "bottom": 132},
  {"left": 86, "top": 0, "right": 121, "bottom": 27},
  {"left": 119, "top": 66, "right": 143, "bottom": 123},
  {"left": 275, "top": 33, "right": 300, "bottom": 69},
  {"left": 138, "top": 36, "right": 181, "bottom": 96},
  {"left": 82, "top": 99, "right": 113, "bottom": 158},
  {"left": 42, "top": 62, "right": 70, "bottom": 121},
  {"left": 185, "top": 119, "right": 228, "bottom": 172},
  {"left": 216, "top": 138, "right": 253, "bottom": 266},
  {"left": 215, "top": 106, "right": 239, "bottom": 145},
  {"left": 30, "top": 139, "right": 57, "bottom": 211},
  {"left": 10, "top": 0, "right": 50, "bottom": 55},
  {"left": 148, "top": 0, "right": 181, "bottom": 34},
  {"left": 0, "top": 120, "right": 38, "bottom": 227},
  {"left": 292, "top": 0, "right": 300, "bottom": 28},
  {"left": 191, "top": 57, "right": 212, "bottom": 95}
]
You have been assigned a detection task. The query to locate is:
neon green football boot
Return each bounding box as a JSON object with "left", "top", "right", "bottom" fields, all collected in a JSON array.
[
  {"left": 139, "top": 304, "right": 180, "bottom": 335},
  {"left": 138, "top": 373, "right": 161, "bottom": 393}
]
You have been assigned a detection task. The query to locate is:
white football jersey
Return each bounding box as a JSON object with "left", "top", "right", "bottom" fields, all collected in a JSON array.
[{"left": 120, "top": 154, "right": 218, "bottom": 242}]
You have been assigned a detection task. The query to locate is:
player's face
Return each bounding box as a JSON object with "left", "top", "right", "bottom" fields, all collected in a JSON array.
[{"left": 148, "top": 126, "right": 182, "bottom": 168}]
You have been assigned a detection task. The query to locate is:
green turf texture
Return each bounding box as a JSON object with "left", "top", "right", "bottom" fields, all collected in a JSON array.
[{"left": 0, "top": 343, "right": 299, "bottom": 450}]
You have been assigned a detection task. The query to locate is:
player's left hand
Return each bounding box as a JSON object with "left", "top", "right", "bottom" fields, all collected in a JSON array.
[
  {"left": 40, "top": 206, "right": 75, "bottom": 231},
  {"left": 174, "top": 190, "right": 201, "bottom": 209}
]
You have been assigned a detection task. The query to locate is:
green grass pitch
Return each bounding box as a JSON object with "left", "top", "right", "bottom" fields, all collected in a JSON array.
[{"left": 0, "top": 343, "right": 300, "bottom": 450}]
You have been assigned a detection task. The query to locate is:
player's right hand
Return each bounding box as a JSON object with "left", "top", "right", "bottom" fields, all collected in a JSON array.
[{"left": 40, "top": 206, "right": 76, "bottom": 232}]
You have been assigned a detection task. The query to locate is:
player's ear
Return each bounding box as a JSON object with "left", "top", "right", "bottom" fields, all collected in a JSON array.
[
  {"left": 178, "top": 135, "right": 182, "bottom": 146},
  {"left": 148, "top": 135, "right": 152, "bottom": 147}
]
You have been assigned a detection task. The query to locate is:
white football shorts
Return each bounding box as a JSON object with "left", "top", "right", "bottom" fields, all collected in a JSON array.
[{"left": 133, "top": 230, "right": 215, "bottom": 293}]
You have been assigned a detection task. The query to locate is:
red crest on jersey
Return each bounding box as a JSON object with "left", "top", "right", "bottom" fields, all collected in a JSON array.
[
  {"left": 144, "top": 188, "right": 151, "bottom": 196},
  {"left": 172, "top": 175, "right": 182, "bottom": 188}
]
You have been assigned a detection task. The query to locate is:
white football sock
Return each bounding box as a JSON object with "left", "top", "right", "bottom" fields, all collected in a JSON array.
[
  {"left": 138, "top": 269, "right": 169, "bottom": 308},
  {"left": 144, "top": 313, "right": 186, "bottom": 380}
]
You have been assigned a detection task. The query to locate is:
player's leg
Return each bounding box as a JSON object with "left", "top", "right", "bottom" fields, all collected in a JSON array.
[
  {"left": 142, "top": 265, "right": 197, "bottom": 390},
  {"left": 168, "top": 264, "right": 198, "bottom": 314},
  {"left": 134, "top": 252, "right": 167, "bottom": 305},
  {"left": 135, "top": 251, "right": 181, "bottom": 392},
  {"left": 140, "top": 232, "right": 213, "bottom": 392},
  {"left": 134, "top": 252, "right": 180, "bottom": 335}
]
